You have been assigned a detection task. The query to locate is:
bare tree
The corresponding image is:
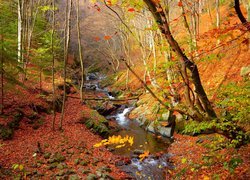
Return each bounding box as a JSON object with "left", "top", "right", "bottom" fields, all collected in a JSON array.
[
  {"left": 51, "top": 0, "right": 56, "bottom": 130},
  {"left": 0, "top": 20, "right": 3, "bottom": 115},
  {"left": 143, "top": 0, "right": 217, "bottom": 119},
  {"left": 76, "top": 0, "right": 85, "bottom": 101},
  {"left": 60, "top": 0, "right": 72, "bottom": 130},
  {"left": 216, "top": 0, "right": 220, "bottom": 28}
]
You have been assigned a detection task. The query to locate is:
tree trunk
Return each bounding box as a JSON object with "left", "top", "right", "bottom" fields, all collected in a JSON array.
[
  {"left": 216, "top": 0, "right": 220, "bottom": 28},
  {"left": 234, "top": 0, "right": 250, "bottom": 29},
  {"left": 76, "top": 0, "right": 85, "bottom": 102},
  {"left": 51, "top": 0, "right": 56, "bottom": 130},
  {"left": 17, "top": 0, "right": 23, "bottom": 63},
  {"left": 60, "top": 0, "right": 72, "bottom": 130},
  {"left": 143, "top": 0, "right": 217, "bottom": 119},
  {"left": 0, "top": 22, "right": 3, "bottom": 115}
]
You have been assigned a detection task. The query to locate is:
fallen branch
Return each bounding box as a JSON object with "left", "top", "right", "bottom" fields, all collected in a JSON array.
[{"left": 67, "top": 95, "right": 139, "bottom": 101}]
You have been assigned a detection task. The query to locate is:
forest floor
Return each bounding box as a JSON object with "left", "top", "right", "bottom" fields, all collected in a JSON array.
[
  {"left": 0, "top": 82, "right": 129, "bottom": 179},
  {"left": 0, "top": 80, "right": 249, "bottom": 179}
]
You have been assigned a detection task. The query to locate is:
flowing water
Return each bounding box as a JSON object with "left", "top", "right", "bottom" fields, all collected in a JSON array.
[
  {"left": 109, "top": 107, "right": 173, "bottom": 179},
  {"left": 84, "top": 74, "right": 174, "bottom": 179}
]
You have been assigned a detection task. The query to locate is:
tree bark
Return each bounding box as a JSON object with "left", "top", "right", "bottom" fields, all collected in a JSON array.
[
  {"left": 234, "top": 0, "right": 250, "bottom": 29},
  {"left": 51, "top": 0, "right": 56, "bottom": 130},
  {"left": 60, "top": 0, "right": 72, "bottom": 130},
  {"left": 0, "top": 22, "right": 3, "bottom": 115},
  {"left": 17, "top": 0, "right": 23, "bottom": 63},
  {"left": 143, "top": 0, "right": 217, "bottom": 119},
  {"left": 216, "top": 0, "right": 220, "bottom": 28},
  {"left": 76, "top": 0, "right": 85, "bottom": 102}
]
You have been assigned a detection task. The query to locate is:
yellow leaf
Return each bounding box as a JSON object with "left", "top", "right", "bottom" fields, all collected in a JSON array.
[
  {"left": 139, "top": 150, "right": 150, "bottom": 161},
  {"left": 115, "top": 144, "right": 125, "bottom": 149},
  {"left": 19, "top": 164, "right": 24, "bottom": 171},
  {"left": 203, "top": 176, "right": 210, "bottom": 180},
  {"left": 128, "top": 137, "right": 134, "bottom": 146}
]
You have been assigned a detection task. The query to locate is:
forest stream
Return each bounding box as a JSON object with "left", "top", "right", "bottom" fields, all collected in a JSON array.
[{"left": 84, "top": 73, "right": 174, "bottom": 179}]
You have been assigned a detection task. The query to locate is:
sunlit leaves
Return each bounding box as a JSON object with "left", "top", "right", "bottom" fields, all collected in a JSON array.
[
  {"left": 178, "top": 1, "right": 183, "bottom": 7},
  {"left": 104, "top": 35, "right": 112, "bottom": 40},
  {"left": 93, "top": 135, "right": 134, "bottom": 149},
  {"left": 128, "top": 8, "right": 135, "bottom": 12},
  {"left": 94, "top": 36, "right": 101, "bottom": 41},
  {"left": 139, "top": 150, "right": 150, "bottom": 161}
]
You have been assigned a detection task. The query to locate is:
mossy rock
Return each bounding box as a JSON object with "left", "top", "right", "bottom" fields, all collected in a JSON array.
[
  {"left": 52, "top": 153, "right": 66, "bottom": 162},
  {"left": 80, "top": 161, "right": 89, "bottom": 166},
  {"left": 47, "top": 162, "right": 58, "bottom": 170},
  {"left": 69, "top": 175, "right": 80, "bottom": 180},
  {"left": 86, "top": 174, "right": 97, "bottom": 180},
  {"left": 0, "top": 125, "right": 14, "bottom": 140},
  {"left": 84, "top": 118, "right": 109, "bottom": 137},
  {"left": 44, "top": 152, "right": 51, "bottom": 159},
  {"left": 74, "top": 158, "right": 81, "bottom": 165},
  {"left": 57, "top": 163, "right": 64, "bottom": 170}
]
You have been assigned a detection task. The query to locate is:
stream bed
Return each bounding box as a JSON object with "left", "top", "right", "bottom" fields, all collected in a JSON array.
[
  {"left": 84, "top": 73, "right": 174, "bottom": 179},
  {"left": 108, "top": 107, "right": 174, "bottom": 179}
]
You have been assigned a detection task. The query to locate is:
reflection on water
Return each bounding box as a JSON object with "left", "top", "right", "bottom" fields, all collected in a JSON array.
[{"left": 111, "top": 107, "right": 171, "bottom": 156}]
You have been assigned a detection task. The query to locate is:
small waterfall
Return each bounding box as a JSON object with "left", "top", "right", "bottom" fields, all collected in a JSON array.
[{"left": 115, "top": 107, "right": 133, "bottom": 126}]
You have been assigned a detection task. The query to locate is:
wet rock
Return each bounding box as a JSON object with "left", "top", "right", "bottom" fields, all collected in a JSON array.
[
  {"left": 133, "top": 149, "right": 144, "bottom": 155},
  {"left": 96, "top": 102, "right": 118, "bottom": 116},
  {"left": 158, "top": 126, "right": 172, "bottom": 138},
  {"left": 147, "top": 121, "right": 155, "bottom": 133},
  {"left": 87, "top": 73, "right": 99, "bottom": 80},
  {"left": 115, "top": 160, "right": 125, "bottom": 166}
]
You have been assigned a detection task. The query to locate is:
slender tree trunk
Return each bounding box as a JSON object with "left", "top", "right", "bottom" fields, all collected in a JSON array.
[
  {"left": 18, "top": 0, "right": 23, "bottom": 63},
  {"left": 0, "top": 23, "right": 3, "bottom": 115},
  {"left": 60, "top": 0, "right": 72, "bottom": 130},
  {"left": 51, "top": 0, "right": 56, "bottom": 130},
  {"left": 216, "top": 0, "right": 220, "bottom": 28},
  {"left": 143, "top": 0, "right": 217, "bottom": 119},
  {"left": 247, "top": 0, "right": 250, "bottom": 21},
  {"left": 76, "top": 0, "right": 84, "bottom": 102}
]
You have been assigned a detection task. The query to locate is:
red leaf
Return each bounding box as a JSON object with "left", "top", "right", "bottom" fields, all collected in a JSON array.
[
  {"left": 178, "top": 1, "right": 183, "bottom": 7},
  {"left": 104, "top": 35, "right": 112, "bottom": 40},
  {"left": 128, "top": 8, "right": 135, "bottom": 12},
  {"left": 94, "top": 37, "right": 100, "bottom": 41},
  {"left": 94, "top": 4, "right": 101, "bottom": 12},
  {"left": 107, "top": 0, "right": 112, "bottom": 6}
]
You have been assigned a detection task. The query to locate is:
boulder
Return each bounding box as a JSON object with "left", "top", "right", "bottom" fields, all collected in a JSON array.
[
  {"left": 162, "top": 111, "right": 170, "bottom": 120},
  {"left": 95, "top": 102, "right": 118, "bottom": 116},
  {"left": 147, "top": 121, "right": 155, "bottom": 133},
  {"left": 157, "top": 126, "right": 173, "bottom": 138},
  {"left": 240, "top": 66, "right": 250, "bottom": 77}
]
